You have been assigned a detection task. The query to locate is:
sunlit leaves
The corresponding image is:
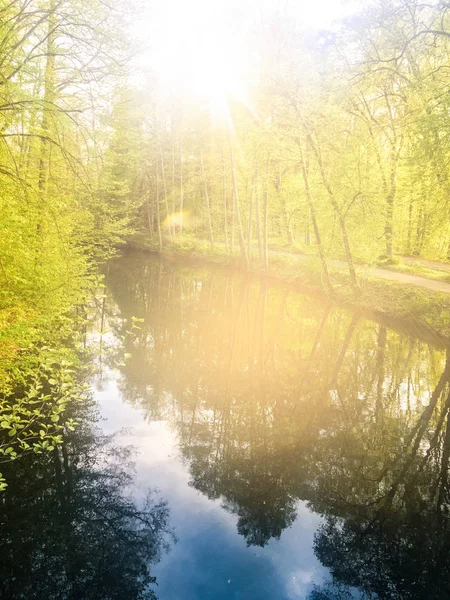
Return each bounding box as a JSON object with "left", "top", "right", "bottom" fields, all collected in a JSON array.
[{"left": 0, "top": 316, "right": 90, "bottom": 482}]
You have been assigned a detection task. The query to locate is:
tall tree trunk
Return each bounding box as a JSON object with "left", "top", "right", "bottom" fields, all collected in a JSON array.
[
  {"left": 338, "top": 212, "right": 358, "bottom": 289},
  {"left": 384, "top": 163, "right": 396, "bottom": 259},
  {"left": 407, "top": 197, "right": 413, "bottom": 255},
  {"left": 263, "top": 161, "right": 269, "bottom": 272},
  {"left": 146, "top": 189, "right": 153, "bottom": 242},
  {"left": 247, "top": 170, "right": 256, "bottom": 261},
  {"left": 172, "top": 132, "right": 176, "bottom": 234},
  {"left": 276, "top": 165, "right": 292, "bottom": 245},
  {"left": 24, "top": 78, "right": 42, "bottom": 175},
  {"left": 304, "top": 129, "right": 358, "bottom": 291},
  {"left": 200, "top": 150, "right": 214, "bottom": 249},
  {"left": 298, "top": 145, "right": 332, "bottom": 293},
  {"left": 231, "top": 172, "right": 235, "bottom": 253},
  {"left": 414, "top": 206, "right": 425, "bottom": 256},
  {"left": 305, "top": 207, "right": 311, "bottom": 245},
  {"left": 222, "top": 149, "right": 229, "bottom": 254},
  {"left": 255, "top": 182, "right": 263, "bottom": 265},
  {"left": 156, "top": 164, "right": 163, "bottom": 251},
  {"left": 36, "top": 0, "right": 57, "bottom": 243},
  {"left": 356, "top": 94, "right": 399, "bottom": 263},
  {"left": 160, "top": 148, "right": 172, "bottom": 240},
  {"left": 179, "top": 132, "right": 183, "bottom": 236},
  {"left": 229, "top": 137, "right": 249, "bottom": 268}
]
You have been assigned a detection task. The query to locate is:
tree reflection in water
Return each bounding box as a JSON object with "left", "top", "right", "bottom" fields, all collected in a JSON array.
[
  {"left": 0, "top": 399, "right": 172, "bottom": 600},
  {"left": 104, "top": 253, "right": 450, "bottom": 599}
]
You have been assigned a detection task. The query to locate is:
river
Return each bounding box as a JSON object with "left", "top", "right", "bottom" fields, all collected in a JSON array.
[{"left": 2, "top": 251, "right": 450, "bottom": 599}]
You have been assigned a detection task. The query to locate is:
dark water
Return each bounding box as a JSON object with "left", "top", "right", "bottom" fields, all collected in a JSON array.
[{"left": 2, "top": 252, "right": 450, "bottom": 600}]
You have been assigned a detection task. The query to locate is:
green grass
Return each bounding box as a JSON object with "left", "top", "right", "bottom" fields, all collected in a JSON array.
[{"left": 384, "top": 261, "right": 450, "bottom": 284}]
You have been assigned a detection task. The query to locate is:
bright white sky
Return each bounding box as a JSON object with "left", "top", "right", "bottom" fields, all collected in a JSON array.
[{"left": 133, "top": 0, "right": 358, "bottom": 109}]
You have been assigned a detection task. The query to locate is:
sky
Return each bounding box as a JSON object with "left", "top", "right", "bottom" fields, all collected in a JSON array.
[{"left": 132, "top": 0, "right": 359, "bottom": 102}]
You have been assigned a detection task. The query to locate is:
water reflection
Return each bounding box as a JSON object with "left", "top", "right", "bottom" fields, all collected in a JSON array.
[
  {"left": 103, "top": 252, "right": 450, "bottom": 599},
  {"left": 0, "top": 399, "right": 171, "bottom": 600}
]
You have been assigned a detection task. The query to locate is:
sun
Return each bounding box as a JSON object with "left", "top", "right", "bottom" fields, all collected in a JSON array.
[
  {"left": 185, "top": 42, "right": 251, "bottom": 120},
  {"left": 133, "top": 0, "right": 253, "bottom": 118},
  {"left": 133, "top": 0, "right": 355, "bottom": 118}
]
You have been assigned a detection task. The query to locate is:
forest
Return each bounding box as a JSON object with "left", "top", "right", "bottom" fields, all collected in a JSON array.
[
  {"left": 115, "top": 0, "right": 450, "bottom": 287},
  {"left": 3, "top": 0, "right": 450, "bottom": 321},
  {"left": 3, "top": 0, "right": 450, "bottom": 476},
  {"left": 2, "top": 1, "right": 450, "bottom": 597}
]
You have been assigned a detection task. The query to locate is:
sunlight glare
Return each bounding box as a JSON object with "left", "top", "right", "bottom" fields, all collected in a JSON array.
[{"left": 134, "top": 0, "right": 356, "bottom": 117}]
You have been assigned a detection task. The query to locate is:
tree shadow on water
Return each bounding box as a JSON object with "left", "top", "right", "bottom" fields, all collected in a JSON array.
[
  {"left": 105, "top": 255, "right": 450, "bottom": 598},
  {"left": 0, "top": 400, "right": 173, "bottom": 600}
]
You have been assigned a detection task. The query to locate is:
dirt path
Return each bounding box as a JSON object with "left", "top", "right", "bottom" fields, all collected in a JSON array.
[
  {"left": 402, "top": 256, "right": 450, "bottom": 273},
  {"left": 210, "top": 241, "right": 450, "bottom": 294},
  {"left": 268, "top": 249, "right": 450, "bottom": 294}
]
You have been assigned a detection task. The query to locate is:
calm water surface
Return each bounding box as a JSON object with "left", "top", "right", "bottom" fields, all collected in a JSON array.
[{"left": 2, "top": 252, "right": 450, "bottom": 599}]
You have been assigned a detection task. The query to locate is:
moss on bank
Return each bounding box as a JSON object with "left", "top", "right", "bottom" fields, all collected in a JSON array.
[{"left": 128, "top": 233, "right": 450, "bottom": 347}]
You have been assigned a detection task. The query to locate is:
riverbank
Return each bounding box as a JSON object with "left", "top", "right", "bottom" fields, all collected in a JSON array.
[
  {"left": 127, "top": 234, "right": 450, "bottom": 347},
  {"left": 0, "top": 269, "right": 95, "bottom": 475}
]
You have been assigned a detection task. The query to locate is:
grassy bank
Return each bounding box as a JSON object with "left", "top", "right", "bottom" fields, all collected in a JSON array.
[
  {"left": 128, "top": 233, "right": 450, "bottom": 347},
  {"left": 385, "top": 261, "right": 450, "bottom": 284}
]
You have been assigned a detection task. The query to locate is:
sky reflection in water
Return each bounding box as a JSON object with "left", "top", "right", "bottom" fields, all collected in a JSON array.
[{"left": 97, "top": 373, "right": 326, "bottom": 599}]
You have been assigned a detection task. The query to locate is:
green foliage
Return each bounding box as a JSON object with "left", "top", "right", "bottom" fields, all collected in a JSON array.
[
  {"left": 0, "top": 0, "right": 132, "bottom": 343},
  {"left": 110, "top": 0, "right": 450, "bottom": 288},
  {"left": 0, "top": 310, "right": 92, "bottom": 475},
  {"left": 0, "top": 0, "right": 133, "bottom": 482}
]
